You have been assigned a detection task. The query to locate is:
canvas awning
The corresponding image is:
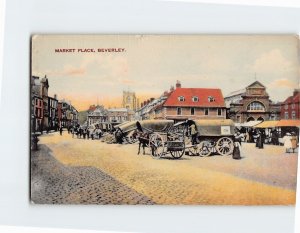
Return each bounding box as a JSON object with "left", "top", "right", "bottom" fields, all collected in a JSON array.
[
  {"left": 235, "top": 121, "right": 262, "bottom": 128},
  {"left": 276, "top": 120, "right": 300, "bottom": 127},
  {"left": 254, "top": 121, "right": 279, "bottom": 128}
]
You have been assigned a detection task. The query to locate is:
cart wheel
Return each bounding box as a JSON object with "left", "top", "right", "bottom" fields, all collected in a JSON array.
[
  {"left": 188, "top": 144, "right": 200, "bottom": 156},
  {"left": 170, "top": 149, "right": 185, "bottom": 159},
  {"left": 216, "top": 137, "right": 234, "bottom": 156},
  {"left": 198, "top": 141, "right": 212, "bottom": 157},
  {"left": 149, "top": 133, "right": 165, "bottom": 158}
]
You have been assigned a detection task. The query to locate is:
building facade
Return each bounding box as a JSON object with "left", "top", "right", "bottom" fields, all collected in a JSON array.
[
  {"left": 281, "top": 89, "right": 300, "bottom": 119},
  {"left": 87, "top": 105, "right": 108, "bottom": 126},
  {"left": 227, "top": 81, "right": 281, "bottom": 123},
  {"left": 108, "top": 108, "right": 129, "bottom": 123},
  {"left": 48, "top": 95, "right": 58, "bottom": 130},
  {"left": 162, "top": 81, "right": 226, "bottom": 121}
]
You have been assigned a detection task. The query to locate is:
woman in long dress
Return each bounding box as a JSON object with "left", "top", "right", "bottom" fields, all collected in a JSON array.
[
  {"left": 233, "top": 130, "right": 243, "bottom": 159},
  {"left": 282, "top": 132, "right": 293, "bottom": 153}
]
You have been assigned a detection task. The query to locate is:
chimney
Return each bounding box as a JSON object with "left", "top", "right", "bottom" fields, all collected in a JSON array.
[
  {"left": 54, "top": 94, "right": 57, "bottom": 99},
  {"left": 170, "top": 85, "right": 174, "bottom": 92},
  {"left": 176, "top": 80, "right": 181, "bottom": 89},
  {"left": 293, "top": 89, "right": 300, "bottom": 96},
  {"left": 150, "top": 97, "right": 155, "bottom": 102}
]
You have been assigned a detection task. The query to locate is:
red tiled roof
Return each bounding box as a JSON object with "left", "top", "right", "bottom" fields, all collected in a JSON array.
[{"left": 163, "top": 88, "right": 225, "bottom": 107}]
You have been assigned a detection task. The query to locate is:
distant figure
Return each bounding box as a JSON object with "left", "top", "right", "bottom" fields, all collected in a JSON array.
[
  {"left": 87, "top": 129, "right": 90, "bottom": 139},
  {"left": 59, "top": 127, "right": 63, "bottom": 136},
  {"left": 233, "top": 130, "right": 243, "bottom": 159},
  {"left": 83, "top": 129, "right": 87, "bottom": 139},
  {"left": 271, "top": 129, "right": 279, "bottom": 145},
  {"left": 290, "top": 132, "right": 298, "bottom": 153},
  {"left": 190, "top": 124, "right": 198, "bottom": 145},
  {"left": 283, "top": 132, "right": 293, "bottom": 153},
  {"left": 254, "top": 130, "right": 264, "bottom": 149}
]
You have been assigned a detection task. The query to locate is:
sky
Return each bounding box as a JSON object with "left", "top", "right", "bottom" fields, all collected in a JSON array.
[{"left": 32, "top": 35, "right": 300, "bottom": 111}]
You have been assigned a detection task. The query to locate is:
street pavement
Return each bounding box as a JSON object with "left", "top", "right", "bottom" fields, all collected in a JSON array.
[{"left": 31, "top": 131, "right": 298, "bottom": 205}]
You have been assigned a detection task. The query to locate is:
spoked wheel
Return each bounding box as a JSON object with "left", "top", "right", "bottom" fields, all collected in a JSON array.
[
  {"left": 198, "top": 141, "right": 212, "bottom": 157},
  {"left": 188, "top": 144, "right": 200, "bottom": 156},
  {"left": 216, "top": 137, "right": 234, "bottom": 156},
  {"left": 149, "top": 133, "right": 165, "bottom": 158},
  {"left": 170, "top": 149, "right": 185, "bottom": 159}
]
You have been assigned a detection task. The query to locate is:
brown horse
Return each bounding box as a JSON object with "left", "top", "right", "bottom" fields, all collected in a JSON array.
[{"left": 136, "top": 130, "right": 153, "bottom": 155}]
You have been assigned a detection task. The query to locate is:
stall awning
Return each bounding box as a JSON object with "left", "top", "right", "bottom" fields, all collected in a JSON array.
[
  {"left": 235, "top": 121, "right": 262, "bottom": 128},
  {"left": 254, "top": 121, "right": 279, "bottom": 128},
  {"left": 276, "top": 119, "right": 300, "bottom": 127}
]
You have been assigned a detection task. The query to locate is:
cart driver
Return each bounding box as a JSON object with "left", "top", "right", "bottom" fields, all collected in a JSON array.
[{"left": 190, "top": 124, "right": 198, "bottom": 145}]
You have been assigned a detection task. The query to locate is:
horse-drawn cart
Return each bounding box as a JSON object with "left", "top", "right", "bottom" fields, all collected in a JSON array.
[
  {"left": 114, "top": 119, "right": 235, "bottom": 158},
  {"left": 186, "top": 119, "right": 235, "bottom": 156},
  {"left": 115, "top": 120, "right": 186, "bottom": 159}
]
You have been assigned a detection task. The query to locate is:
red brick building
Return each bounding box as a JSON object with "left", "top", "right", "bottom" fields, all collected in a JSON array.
[
  {"left": 162, "top": 82, "right": 226, "bottom": 121},
  {"left": 281, "top": 89, "right": 300, "bottom": 119}
]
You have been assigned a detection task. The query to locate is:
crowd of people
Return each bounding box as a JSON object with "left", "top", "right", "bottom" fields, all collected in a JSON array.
[{"left": 233, "top": 127, "right": 299, "bottom": 160}]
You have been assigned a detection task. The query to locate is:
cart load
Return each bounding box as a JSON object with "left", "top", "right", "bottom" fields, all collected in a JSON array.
[{"left": 187, "top": 119, "right": 235, "bottom": 156}]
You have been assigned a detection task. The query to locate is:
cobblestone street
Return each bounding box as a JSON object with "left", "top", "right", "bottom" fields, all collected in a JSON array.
[{"left": 31, "top": 131, "right": 298, "bottom": 205}]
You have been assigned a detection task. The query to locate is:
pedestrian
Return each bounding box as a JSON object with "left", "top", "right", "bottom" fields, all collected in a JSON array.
[
  {"left": 87, "top": 129, "right": 90, "bottom": 139},
  {"left": 233, "top": 130, "right": 243, "bottom": 159},
  {"left": 282, "top": 132, "right": 293, "bottom": 153},
  {"left": 257, "top": 130, "right": 264, "bottom": 149},
  {"left": 290, "top": 132, "right": 298, "bottom": 153},
  {"left": 190, "top": 124, "right": 198, "bottom": 145},
  {"left": 83, "top": 129, "right": 86, "bottom": 139},
  {"left": 59, "top": 126, "right": 63, "bottom": 136}
]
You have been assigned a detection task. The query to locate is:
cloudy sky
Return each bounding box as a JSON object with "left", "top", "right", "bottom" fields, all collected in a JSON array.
[{"left": 32, "top": 35, "right": 299, "bottom": 111}]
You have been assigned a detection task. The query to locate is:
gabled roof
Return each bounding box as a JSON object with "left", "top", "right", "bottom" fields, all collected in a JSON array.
[
  {"left": 163, "top": 88, "right": 225, "bottom": 107},
  {"left": 246, "top": 81, "right": 265, "bottom": 89}
]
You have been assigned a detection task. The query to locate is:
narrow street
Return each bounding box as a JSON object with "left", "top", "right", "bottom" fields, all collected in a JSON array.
[{"left": 31, "top": 131, "right": 298, "bottom": 205}]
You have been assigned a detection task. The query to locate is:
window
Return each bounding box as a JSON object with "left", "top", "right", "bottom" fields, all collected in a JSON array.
[
  {"left": 191, "top": 108, "right": 195, "bottom": 115},
  {"left": 177, "top": 108, "right": 182, "bottom": 115},
  {"left": 247, "top": 101, "right": 265, "bottom": 111},
  {"left": 192, "top": 96, "right": 199, "bottom": 102},
  {"left": 218, "top": 108, "right": 222, "bottom": 116},
  {"left": 208, "top": 96, "right": 215, "bottom": 102},
  {"left": 292, "top": 111, "right": 296, "bottom": 119},
  {"left": 284, "top": 104, "right": 288, "bottom": 110},
  {"left": 292, "top": 103, "right": 295, "bottom": 109},
  {"left": 284, "top": 112, "right": 289, "bottom": 119},
  {"left": 178, "top": 96, "right": 185, "bottom": 102},
  {"left": 204, "top": 108, "right": 209, "bottom": 115}
]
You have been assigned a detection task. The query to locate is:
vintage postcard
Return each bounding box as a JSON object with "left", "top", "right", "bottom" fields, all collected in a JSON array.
[{"left": 30, "top": 35, "right": 299, "bottom": 205}]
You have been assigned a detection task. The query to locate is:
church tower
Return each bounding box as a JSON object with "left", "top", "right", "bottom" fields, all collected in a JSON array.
[{"left": 122, "top": 91, "right": 137, "bottom": 111}]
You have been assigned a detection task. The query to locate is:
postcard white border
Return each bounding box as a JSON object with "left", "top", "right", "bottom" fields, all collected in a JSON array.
[{"left": 0, "top": 0, "right": 299, "bottom": 233}]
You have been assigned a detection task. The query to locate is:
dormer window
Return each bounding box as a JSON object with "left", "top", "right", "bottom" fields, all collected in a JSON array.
[
  {"left": 192, "top": 96, "right": 199, "bottom": 102},
  {"left": 208, "top": 96, "right": 215, "bottom": 102},
  {"left": 178, "top": 96, "right": 185, "bottom": 102}
]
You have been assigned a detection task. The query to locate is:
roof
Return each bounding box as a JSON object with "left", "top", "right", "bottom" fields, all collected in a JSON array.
[
  {"left": 254, "top": 121, "right": 279, "bottom": 128},
  {"left": 163, "top": 88, "right": 225, "bottom": 107},
  {"left": 224, "top": 88, "right": 246, "bottom": 98},
  {"left": 108, "top": 108, "right": 128, "bottom": 112},
  {"left": 276, "top": 120, "right": 300, "bottom": 127},
  {"left": 282, "top": 93, "right": 300, "bottom": 104},
  {"left": 247, "top": 81, "right": 265, "bottom": 89}
]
